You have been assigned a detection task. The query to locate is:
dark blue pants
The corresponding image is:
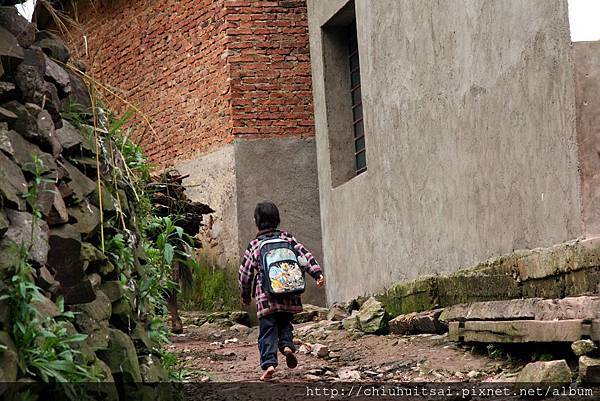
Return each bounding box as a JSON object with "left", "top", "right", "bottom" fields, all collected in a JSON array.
[{"left": 258, "top": 312, "right": 296, "bottom": 370}]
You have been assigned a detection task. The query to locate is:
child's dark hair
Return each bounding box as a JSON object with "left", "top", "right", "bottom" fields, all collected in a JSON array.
[{"left": 254, "top": 202, "right": 280, "bottom": 231}]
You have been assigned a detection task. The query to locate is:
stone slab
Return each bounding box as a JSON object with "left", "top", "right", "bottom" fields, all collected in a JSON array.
[
  {"left": 440, "top": 296, "right": 600, "bottom": 322},
  {"left": 449, "top": 319, "right": 599, "bottom": 343}
]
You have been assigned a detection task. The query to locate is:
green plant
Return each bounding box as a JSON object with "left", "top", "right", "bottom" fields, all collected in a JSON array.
[
  {"left": 1, "top": 156, "right": 104, "bottom": 399},
  {"left": 180, "top": 253, "right": 239, "bottom": 311}
]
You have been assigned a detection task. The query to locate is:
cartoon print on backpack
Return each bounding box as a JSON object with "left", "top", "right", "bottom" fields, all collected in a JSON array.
[{"left": 269, "top": 259, "right": 304, "bottom": 293}]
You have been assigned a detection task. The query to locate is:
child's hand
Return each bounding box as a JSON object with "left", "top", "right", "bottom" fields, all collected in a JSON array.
[{"left": 316, "top": 275, "right": 325, "bottom": 288}]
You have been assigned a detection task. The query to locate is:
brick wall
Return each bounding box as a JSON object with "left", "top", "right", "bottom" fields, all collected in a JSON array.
[
  {"left": 225, "top": 0, "right": 314, "bottom": 137},
  {"left": 67, "top": 0, "right": 314, "bottom": 167}
]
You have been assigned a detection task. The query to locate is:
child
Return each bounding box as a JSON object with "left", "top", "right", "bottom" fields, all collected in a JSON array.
[{"left": 239, "top": 202, "right": 325, "bottom": 381}]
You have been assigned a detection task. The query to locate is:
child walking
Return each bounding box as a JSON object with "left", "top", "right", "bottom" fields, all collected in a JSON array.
[{"left": 239, "top": 202, "right": 325, "bottom": 381}]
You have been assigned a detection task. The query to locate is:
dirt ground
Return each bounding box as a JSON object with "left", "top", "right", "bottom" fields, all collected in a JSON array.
[{"left": 168, "top": 311, "right": 522, "bottom": 383}]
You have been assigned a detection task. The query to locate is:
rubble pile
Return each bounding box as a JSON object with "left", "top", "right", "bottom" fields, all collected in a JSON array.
[
  {"left": 0, "top": 5, "right": 170, "bottom": 394},
  {"left": 148, "top": 169, "right": 213, "bottom": 238}
]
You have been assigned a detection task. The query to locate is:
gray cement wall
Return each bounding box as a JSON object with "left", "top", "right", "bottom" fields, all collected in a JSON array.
[
  {"left": 574, "top": 42, "right": 600, "bottom": 236},
  {"left": 308, "top": 0, "right": 582, "bottom": 302},
  {"left": 234, "top": 137, "right": 326, "bottom": 306},
  {"left": 178, "top": 145, "right": 239, "bottom": 267}
]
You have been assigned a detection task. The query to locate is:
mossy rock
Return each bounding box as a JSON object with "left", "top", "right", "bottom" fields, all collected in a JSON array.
[
  {"left": 356, "top": 297, "right": 388, "bottom": 334},
  {"left": 100, "top": 281, "right": 124, "bottom": 303},
  {"left": 97, "top": 328, "right": 142, "bottom": 382},
  {"left": 378, "top": 276, "right": 439, "bottom": 317},
  {"left": 81, "top": 242, "right": 107, "bottom": 271},
  {"left": 139, "top": 354, "right": 168, "bottom": 383},
  {"left": 132, "top": 324, "right": 153, "bottom": 352},
  {"left": 72, "top": 291, "right": 112, "bottom": 351}
]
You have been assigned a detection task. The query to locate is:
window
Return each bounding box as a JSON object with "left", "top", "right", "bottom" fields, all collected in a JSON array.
[
  {"left": 347, "top": 23, "right": 366, "bottom": 175},
  {"left": 322, "top": 1, "right": 367, "bottom": 187}
]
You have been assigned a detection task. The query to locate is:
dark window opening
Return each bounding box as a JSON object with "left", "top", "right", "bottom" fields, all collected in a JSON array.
[
  {"left": 322, "top": 0, "right": 367, "bottom": 187},
  {"left": 347, "top": 23, "right": 366, "bottom": 175}
]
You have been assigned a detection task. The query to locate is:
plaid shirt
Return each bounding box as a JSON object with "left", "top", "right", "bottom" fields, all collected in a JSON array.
[{"left": 239, "top": 230, "right": 323, "bottom": 319}]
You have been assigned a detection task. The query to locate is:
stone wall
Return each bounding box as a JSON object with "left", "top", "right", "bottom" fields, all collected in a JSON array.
[
  {"left": 0, "top": 8, "right": 169, "bottom": 390},
  {"left": 308, "top": 0, "right": 582, "bottom": 302}
]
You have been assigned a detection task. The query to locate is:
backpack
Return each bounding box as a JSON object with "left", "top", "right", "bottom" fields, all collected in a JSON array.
[{"left": 257, "top": 231, "right": 306, "bottom": 295}]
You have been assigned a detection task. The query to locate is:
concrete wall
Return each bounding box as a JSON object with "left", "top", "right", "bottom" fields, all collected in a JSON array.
[
  {"left": 308, "top": 0, "right": 582, "bottom": 302},
  {"left": 574, "top": 42, "right": 600, "bottom": 236},
  {"left": 178, "top": 145, "right": 239, "bottom": 266},
  {"left": 234, "top": 137, "right": 325, "bottom": 306}
]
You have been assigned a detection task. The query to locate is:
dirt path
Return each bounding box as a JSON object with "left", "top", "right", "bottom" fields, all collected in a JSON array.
[{"left": 168, "top": 311, "right": 522, "bottom": 383}]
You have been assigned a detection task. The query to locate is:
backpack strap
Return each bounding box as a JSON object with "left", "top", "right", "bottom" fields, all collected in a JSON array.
[{"left": 252, "top": 230, "right": 281, "bottom": 295}]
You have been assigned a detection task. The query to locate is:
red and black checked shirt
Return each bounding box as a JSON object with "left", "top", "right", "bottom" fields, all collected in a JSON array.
[{"left": 239, "top": 230, "right": 323, "bottom": 319}]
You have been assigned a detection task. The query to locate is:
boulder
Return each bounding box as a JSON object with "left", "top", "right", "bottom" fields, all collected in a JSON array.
[
  {"left": 36, "top": 182, "right": 68, "bottom": 225},
  {"left": 100, "top": 281, "right": 124, "bottom": 302},
  {"left": 81, "top": 242, "right": 107, "bottom": 271},
  {"left": 37, "top": 265, "right": 58, "bottom": 291},
  {"left": 5, "top": 209, "right": 49, "bottom": 266},
  {"left": 38, "top": 106, "right": 62, "bottom": 152},
  {"left": 32, "top": 294, "right": 61, "bottom": 319},
  {"left": 62, "top": 160, "right": 96, "bottom": 202},
  {"left": 41, "top": 81, "right": 62, "bottom": 126},
  {"left": 579, "top": 356, "right": 600, "bottom": 383},
  {"left": 111, "top": 298, "right": 134, "bottom": 325},
  {"left": 62, "top": 278, "right": 95, "bottom": 305},
  {"left": 327, "top": 303, "right": 349, "bottom": 321},
  {"left": 2, "top": 100, "right": 36, "bottom": 136},
  {"left": 47, "top": 224, "right": 83, "bottom": 286},
  {"left": 139, "top": 354, "right": 168, "bottom": 383},
  {"left": 356, "top": 297, "right": 388, "bottom": 334},
  {"left": 0, "top": 151, "right": 26, "bottom": 209},
  {"left": 72, "top": 290, "right": 111, "bottom": 351},
  {"left": 35, "top": 31, "right": 70, "bottom": 63},
  {"left": 44, "top": 56, "right": 71, "bottom": 96},
  {"left": 389, "top": 309, "right": 447, "bottom": 335},
  {"left": 0, "top": 7, "right": 35, "bottom": 48},
  {"left": 68, "top": 201, "right": 101, "bottom": 237},
  {"left": 0, "top": 331, "right": 17, "bottom": 382},
  {"left": 572, "top": 340, "right": 598, "bottom": 357},
  {"left": 0, "top": 25, "right": 24, "bottom": 61},
  {"left": 54, "top": 119, "right": 88, "bottom": 153},
  {"left": 62, "top": 71, "right": 91, "bottom": 112},
  {"left": 3, "top": 129, "right": 57, "bottom": 174},
  {"left": 342, "top": 310, "right": 360, "bottom": 331},
  {"left": 516, "top": 360, "right": 572, "bottom": 383},
  {"left": 132, "top": 324, "right": 153, "bottom": 351},
  {"left": 14, "top": 47, "right": 46, "bottom": 105},
  {"left": 97, "top": 328, "right": 142, "bottom": 382}
]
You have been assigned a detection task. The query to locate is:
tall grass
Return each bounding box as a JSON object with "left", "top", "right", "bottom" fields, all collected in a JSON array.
[{"left": 180, "top": 252, "right": 239, "bottom": 311}]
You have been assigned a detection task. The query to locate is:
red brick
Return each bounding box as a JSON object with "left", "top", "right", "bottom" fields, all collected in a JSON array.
[{"left": 66, "top": 0, "right": 314, "bottom": 167}]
